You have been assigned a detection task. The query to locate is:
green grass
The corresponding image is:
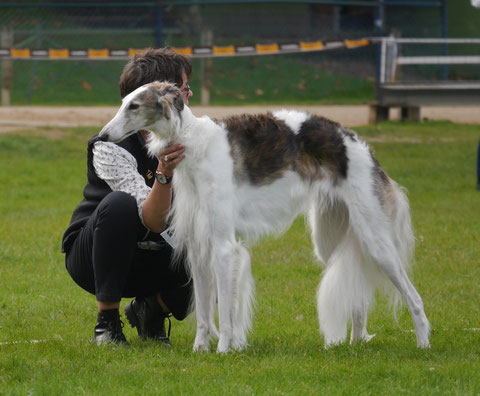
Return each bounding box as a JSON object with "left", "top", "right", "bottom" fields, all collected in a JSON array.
[
  {"left": 0, "top": 121, "right": 479, "bottom": 394},
  {"left": 9, "top": 55, "right": 374, "bottom": 106}
]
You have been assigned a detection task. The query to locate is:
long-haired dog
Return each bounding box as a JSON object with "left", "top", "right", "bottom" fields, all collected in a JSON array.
[{"left": 99, "top": 82, "right": 430, "bottom": 353}]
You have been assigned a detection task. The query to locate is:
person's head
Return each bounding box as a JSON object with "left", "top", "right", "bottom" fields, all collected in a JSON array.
[{"left": 119, "top": 47, "right": 193, "bottom": 105}]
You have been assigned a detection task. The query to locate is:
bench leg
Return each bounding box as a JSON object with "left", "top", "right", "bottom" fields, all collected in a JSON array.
[
  {"left": 369, "top": 104, "right": 389, "bottom": 124},
  {"left": 401, "top": 106, "right": 420, "bottom": 122}
]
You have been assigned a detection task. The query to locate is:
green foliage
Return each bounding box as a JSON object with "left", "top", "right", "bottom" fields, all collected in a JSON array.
[{"left": 0, "top": 121, "right": 479, "bottom": 394}]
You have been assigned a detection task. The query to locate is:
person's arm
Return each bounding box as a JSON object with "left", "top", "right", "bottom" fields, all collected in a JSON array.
[{"left": 141, "top": 144, "right": 185, "bottom": 232}]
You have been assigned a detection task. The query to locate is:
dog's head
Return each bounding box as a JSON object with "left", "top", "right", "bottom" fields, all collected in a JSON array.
[{"left": 99, "top": 81, "right": 184, "bottom": 143}]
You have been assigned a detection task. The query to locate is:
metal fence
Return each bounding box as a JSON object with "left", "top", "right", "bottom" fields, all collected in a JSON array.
[
  {"left": 0, "top": 1, "right": 456, "bottom": 106},
  {"left": 1, "top": 1, "right": 449, "bottom": 49}
]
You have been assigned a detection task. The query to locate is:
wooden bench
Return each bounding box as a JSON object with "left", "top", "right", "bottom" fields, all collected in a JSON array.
[
  {"left": 370, "top": 81, "right": 480, "bottom": 123},
  {"left": 370, "top": 37, "right": 480, "bottom": 123}
]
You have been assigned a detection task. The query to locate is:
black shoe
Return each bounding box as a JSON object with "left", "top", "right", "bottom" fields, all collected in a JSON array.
[
  {"left": 125, "top": 296, "right": 172, "bottom": 345},
  {"left": 93, "top": 309, "right": 129, "bottom": 347}
]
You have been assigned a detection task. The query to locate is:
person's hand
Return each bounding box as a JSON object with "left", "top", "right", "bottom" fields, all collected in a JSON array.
[{"left": 157, "top": 144, "right": 185, "bottom": 177}]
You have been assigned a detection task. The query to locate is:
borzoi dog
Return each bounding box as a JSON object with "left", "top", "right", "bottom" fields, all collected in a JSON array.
[{"left": 99, "top": 82, "right": 430, "bottom": 353}]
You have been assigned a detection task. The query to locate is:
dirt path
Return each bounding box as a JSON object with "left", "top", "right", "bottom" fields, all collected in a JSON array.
[{"left": 0, "top": 105, "right": 479, "bottom": 133}]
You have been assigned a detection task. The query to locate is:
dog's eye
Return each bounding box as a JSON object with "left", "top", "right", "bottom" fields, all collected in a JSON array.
[{"left": 129, "top": 103, "right": 140, "bottom": 110}]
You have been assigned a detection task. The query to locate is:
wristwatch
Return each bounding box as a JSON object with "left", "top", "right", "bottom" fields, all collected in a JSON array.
[{"left": 155, "top": 170, "right": 173, "bottom": 185}]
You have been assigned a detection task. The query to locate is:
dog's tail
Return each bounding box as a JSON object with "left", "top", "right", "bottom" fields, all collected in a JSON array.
[{"left": 316, "top": 226, "right": 381, "bottom": 347}]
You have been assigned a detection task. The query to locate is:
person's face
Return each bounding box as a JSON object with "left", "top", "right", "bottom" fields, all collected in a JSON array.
[{"left": 178, "top": 72, "right": 193, "bottom": 105}]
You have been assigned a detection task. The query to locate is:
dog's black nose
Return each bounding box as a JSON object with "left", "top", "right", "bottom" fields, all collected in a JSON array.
[{"left": 97, "top": 133, "right": 109, "bottom": 142}]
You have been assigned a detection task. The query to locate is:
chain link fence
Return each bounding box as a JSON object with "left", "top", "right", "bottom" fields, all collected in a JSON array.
[{"left": 0, "top": 1, "right": 464, "bottom": 106}]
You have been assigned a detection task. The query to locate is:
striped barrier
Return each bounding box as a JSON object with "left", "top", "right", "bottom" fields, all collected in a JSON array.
[{"left": 0, "top": 39, "right": 371, "bottom": 60}]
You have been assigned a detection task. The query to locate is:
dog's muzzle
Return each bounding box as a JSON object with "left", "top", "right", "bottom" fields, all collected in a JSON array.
[
  {"left": 98, "top": 125, "right": 136, "bottom": 143},
  {"left": 98, "top": 126, "right": 110, "bottom": 141}
]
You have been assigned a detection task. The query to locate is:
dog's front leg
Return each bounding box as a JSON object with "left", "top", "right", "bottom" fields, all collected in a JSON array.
[
  {"left": 213, "top": 247, "right": 235, "bottom": 353},
  {"left": 192, "top": 265, "right": 214, "bottom": 352}
]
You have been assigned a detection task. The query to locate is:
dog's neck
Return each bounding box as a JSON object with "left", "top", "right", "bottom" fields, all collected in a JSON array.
[{"left": 178, "top": 106, "right": 197, "bottom": 141}]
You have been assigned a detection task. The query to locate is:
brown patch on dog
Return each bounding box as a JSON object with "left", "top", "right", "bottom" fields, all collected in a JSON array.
[
  {"left": 223, "top": 112, "right": 350, "bottom": 186},
  {"left": 295, "top": 116, "right": 349, "bottom": 184},
  {"left": 224, "top": 113, "right": 297, "bottom": 185}
]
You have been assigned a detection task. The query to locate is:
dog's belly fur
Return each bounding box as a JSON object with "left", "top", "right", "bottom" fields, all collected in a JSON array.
[{"left": 233, "top": 171, "right": 311, "bottom": 239}]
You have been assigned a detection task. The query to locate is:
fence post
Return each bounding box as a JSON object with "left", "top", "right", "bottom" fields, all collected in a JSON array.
[
  {"left": 1, "top": 26, "right": 13, "bottom": 106},
  {"left": 200, "top": 28, "right": 213, "bottom": 106},
  {"left": 440, "top": 0, "right": 448, "bottom": 80}
]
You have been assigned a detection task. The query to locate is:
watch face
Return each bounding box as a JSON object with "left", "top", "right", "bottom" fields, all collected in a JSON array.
[{"left": 156, "top": 173, "right": 167, "bottom": 184}]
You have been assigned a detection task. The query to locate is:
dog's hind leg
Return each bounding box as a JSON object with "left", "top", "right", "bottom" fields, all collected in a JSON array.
[
  {"left": 343, "top": 182, "right": 430, "bottom": 348},
  {"left": 350, "top": 306, "right": 375, "bottom": 344}
]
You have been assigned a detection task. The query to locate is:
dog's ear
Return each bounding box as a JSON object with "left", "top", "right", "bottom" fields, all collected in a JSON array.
[
  {"left": 173, "top": 92, "right": 184, "bottom": 113},
  {"left": 158, "top": 97, "right": 171, "bottom": 120}
]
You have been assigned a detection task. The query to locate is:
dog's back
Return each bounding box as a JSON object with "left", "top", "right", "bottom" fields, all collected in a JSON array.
[{"left": 221, "top": 111, "right": 367, "bottom": 188}]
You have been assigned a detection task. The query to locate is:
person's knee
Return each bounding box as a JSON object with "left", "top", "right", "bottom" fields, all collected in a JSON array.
[
  {"left": 102, "top": 191, "right": 137, "bottom": 216},
  {"left": 97, "top": 191, "right": 139, "bottom": 229}
]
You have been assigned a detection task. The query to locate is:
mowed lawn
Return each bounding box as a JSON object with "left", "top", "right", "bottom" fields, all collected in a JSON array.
[{"left": 0, "top": 121, "right": 479, "bottom": 394}]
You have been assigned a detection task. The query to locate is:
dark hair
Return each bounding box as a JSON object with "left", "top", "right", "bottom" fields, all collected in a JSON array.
[{"left": 119, "top": 47, "right": 192, "bottom": 98}]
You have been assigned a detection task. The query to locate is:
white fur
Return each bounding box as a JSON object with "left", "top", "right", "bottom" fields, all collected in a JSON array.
[
  {"left": 100, "top": 83, "right": 430, "bottom": 352},
  {"left": 272, "top": 109, "right": 309, "bottom": 134}
]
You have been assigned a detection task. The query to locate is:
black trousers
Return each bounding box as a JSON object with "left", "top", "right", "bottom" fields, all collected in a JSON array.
[{"left": 65, "top": 191, "right": 192, "bottom": 320}]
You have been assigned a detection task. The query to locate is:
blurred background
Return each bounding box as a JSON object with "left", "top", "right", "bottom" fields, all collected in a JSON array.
[{"left": 1, "top": 0, "right": 480, "bottom": 106}]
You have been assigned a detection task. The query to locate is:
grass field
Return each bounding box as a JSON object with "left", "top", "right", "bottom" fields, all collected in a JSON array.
[{"left": 0, "top": 121, "right": 479, "bottom": 394}]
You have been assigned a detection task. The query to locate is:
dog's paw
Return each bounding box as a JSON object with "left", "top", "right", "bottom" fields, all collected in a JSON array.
[
  {"left": 323, "top": 337, "right": 346, "bottom": 349},
  {"left": 216, "top": 336, "right": 232, "bottom": 353},
  {"left": 216, "top": 345, "right": 231, "bottom": 354},
  {"left": 232, "top": 341, "right": 249, "bottom": 352},
  {"left": 350, "top": 332, "right": 376, "bottom": 345},
  {"left": 193, "top": 341, "right": 210, "bottom": 352},
  {"left": 417, "top": 339, "right": 430, "bottom": 349},
  {"left": 193, "top": 332, "right": 210, "bottom": 352},
  {"left": 231, "top": 333, "right": 248, "bottom": 351},
  {"left": 363, "top": 333, "right": 376, "bottom": 343}
]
